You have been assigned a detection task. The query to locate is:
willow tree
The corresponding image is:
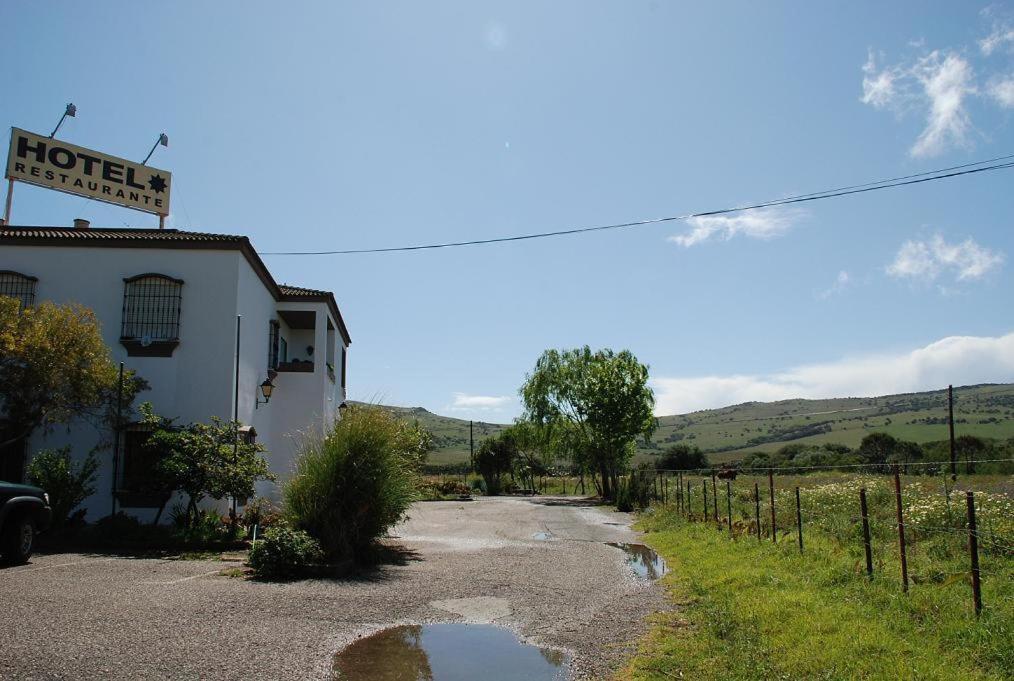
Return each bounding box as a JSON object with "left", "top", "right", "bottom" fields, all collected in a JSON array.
[{"left": 519, "top": 346, "right": 655, "bottom": 499}]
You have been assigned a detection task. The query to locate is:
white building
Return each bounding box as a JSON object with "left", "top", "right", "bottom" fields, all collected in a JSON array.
[{"left": 0, "top": 220, "right": 350, "bottom": 521}]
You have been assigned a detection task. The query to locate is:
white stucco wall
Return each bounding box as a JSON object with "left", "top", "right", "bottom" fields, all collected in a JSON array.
[{"left": 0, "top": 241, "right": 347, "bottom": 520}]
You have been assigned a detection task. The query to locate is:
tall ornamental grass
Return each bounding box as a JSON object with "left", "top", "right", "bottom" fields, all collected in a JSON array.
[{"left": 284, "top": 405, "right": 422, "bottom": 562}]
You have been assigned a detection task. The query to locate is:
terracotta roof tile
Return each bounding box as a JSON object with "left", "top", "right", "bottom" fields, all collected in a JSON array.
[{"left": 0, "top": 226, "right": 245, "bottom": 242}]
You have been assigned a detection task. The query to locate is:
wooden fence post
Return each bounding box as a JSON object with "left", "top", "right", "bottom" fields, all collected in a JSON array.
[
  {"left": 860, "top": 488, "right": 873, "bottom": 580},
  {"left": 702, "top": 478, "right": 708, "bottom": 521},
  {"left": 893, "top": 466, "right": 909, "bottom": 593},
  {"left": 966, "top": 491, "right": 983, "bottom": 616},
  {"left": 754, "top": 481, "right": 761, "bottom": 542}
]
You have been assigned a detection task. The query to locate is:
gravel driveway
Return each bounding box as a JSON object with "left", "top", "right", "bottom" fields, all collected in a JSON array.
[{"left": 0, "top": 496, "right": 667, "bottom": 680}]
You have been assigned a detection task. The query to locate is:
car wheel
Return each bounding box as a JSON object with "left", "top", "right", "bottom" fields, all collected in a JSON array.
[{"left": 1, "top": 514, "right": 35, "bottom": 565}]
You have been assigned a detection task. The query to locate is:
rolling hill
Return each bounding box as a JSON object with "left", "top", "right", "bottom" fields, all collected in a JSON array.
[{"left": 362, "top": 383, "right": 1014, "bottom": 466}]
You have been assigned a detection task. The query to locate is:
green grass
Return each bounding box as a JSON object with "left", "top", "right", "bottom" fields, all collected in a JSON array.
[{"left": 619, "top": 478, "right": 1012, "bottom": 681}]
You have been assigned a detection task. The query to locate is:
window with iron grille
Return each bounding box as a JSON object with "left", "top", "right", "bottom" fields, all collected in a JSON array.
[
  {"left": 121, "top": 274, "right": 183, "bottom": 342},
  {"left": 0, "top": 271, "right": 38, "bottom": 308}
]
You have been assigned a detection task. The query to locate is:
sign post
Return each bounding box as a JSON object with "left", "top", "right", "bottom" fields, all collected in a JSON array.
[{"left": 5, "top": 127, "right": 171, "bottom": 227}]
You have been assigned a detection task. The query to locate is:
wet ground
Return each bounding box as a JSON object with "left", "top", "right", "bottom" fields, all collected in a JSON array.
[
  {"left": 607, "top": 543, "right": 667, "bottom": 581},
  {"left": 0, "top": 496, "right": 668, "bottom": 680},
  {"left": 334, "top": 623, "right": 567, "bottom": 680}
]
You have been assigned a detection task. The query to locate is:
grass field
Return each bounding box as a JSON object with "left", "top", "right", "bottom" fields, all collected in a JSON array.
[
  {"left": 617, "top": 473, "right": 1013, "bottom": 680},
  {"left": 367, "top": 383, "right": 1014, "bottom": 467}
]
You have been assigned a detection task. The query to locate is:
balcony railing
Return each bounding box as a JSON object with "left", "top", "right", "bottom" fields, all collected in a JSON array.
[{"left": 275, "top": 360, "right": 313, "bottom": 373}]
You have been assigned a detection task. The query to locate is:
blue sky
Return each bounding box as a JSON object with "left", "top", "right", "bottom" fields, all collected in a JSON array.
[{"left": 3, "top": 2, "right": 1014, "bottom": 420}]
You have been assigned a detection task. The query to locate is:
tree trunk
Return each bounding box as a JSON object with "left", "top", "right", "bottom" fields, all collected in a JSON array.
[{"left": 599, "top": 462, "right": 612, "bottom": 499}]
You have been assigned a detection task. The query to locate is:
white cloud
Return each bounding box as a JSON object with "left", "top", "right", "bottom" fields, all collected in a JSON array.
[
  {"left": 861, "top": 51, "right": 900, "bottom": 109},
  {"left": 651, "top": 332, "right": 1014, "bottom": 415},
  {"left": 669, "top": 207, "right": 803, "bottom": 247},
  {"left": 910, "top": 52, "right": 976, "bottom": 157},
  {"left": 987, "top": 74, "right": 1014, "bottom": 107},
  {"left": 448, "top": 392, "right": 512, "bottom": 411},
  {"left": 815, "top": 270, "right": 851, "bottom": 300},
  {"left": 887, "top": 234, "right": 1004, "bottom": 282},
  {"left": 980, "top": 18, "right": 1014, "bottom": 56}
]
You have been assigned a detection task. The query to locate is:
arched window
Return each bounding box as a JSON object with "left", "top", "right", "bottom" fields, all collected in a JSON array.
[
  {"left": 0, "top": 270, "right": 38, "bottom": 308},
  {"left": 120, "top": 274, "right": 183, "bottom": 356}
]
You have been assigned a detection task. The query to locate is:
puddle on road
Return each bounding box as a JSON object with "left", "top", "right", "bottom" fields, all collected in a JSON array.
[
  {"left": 532, "top": 532, "right": 553, "bottom": 540},
  {"left": 334, "top": 624, "right": 567, "bottom": 680},
  {"left": 607, "top": 543, "right": 667, "bottom": 580}
]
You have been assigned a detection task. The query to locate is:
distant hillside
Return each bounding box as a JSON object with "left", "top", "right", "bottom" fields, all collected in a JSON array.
[
  {"left": 351, "top": 402, "right": 508, "bottom": 465},
  {"left": 362, "top": 383, "right": 1014, "bottom": 466}
]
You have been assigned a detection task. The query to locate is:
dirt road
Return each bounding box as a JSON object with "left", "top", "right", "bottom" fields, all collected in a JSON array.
[{"left": 0, "top": 497, "right": 666, "bottom": 680}]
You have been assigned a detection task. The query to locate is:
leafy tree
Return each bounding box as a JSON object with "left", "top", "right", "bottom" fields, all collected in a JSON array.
[
  {"left": 502, "top": 421, "right": 556, "bottom": 491},
  {"left": 0, "top": 297, "right": 147, "bottom": 450},
  {"left": 520, "top": 346, "right": 655, "bottom": 499},
  {"left": 140, "top": 404, "right": 274, "bottom": 528},
  {"left": 956, "top": 435, "right": 988, "bottom": 472},
  {"left": 656, "top": 443, "right": 709, "bottom": 471},
  {"left": 857, "top": 432, "right": 900, "bottom": 465},
  {"left": 472, "top": 432, "right": 517, "bottom": 495},
  {"left": 26, "top": 447, "right": 99, "bottom": 527}
]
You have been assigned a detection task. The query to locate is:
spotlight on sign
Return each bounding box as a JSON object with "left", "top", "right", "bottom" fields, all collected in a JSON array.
[
  {"left": 142, "top": 133, "right": 169, "bottom": 166},
  {"left": 49, "top": 103, "right": 76, "bottom": 138}
]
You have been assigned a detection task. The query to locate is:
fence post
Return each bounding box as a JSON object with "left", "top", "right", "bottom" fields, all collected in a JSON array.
[
  {"left": 702, "top": 478, "right": 708, "bottom": 522},
  {"left": 768, "top": 470, "right": 777, "bottom": 543},
  {"left": 893, "top": 466, "right": 909, "bottom": 593},
  {"left": 711, "top": 472, "right": 719, "bottom": 523},
  {"left": 859, "top": 488, "right": 873, "bottom": 580},
  {"left": 966, "top": 491, "right": 983, "bottom": 616},
  {"left": 726, "top": 480, "right": 733, "bottom": 535},
  {"left": 795, "top": 486, "right": 803, "bottom": 554},
  {"left": 754, "top": 481, "right": 761, "bottom": 542}
]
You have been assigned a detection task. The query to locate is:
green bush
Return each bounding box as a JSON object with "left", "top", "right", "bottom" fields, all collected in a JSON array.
[
  {"left": 247, "top": 526, "right": 323, "bottom": 580},
  {"left": 26, "top": 447, "right": 99, "bottom": 528},
  {"left": 241, "top": 497, "right": 283, "bottom": 534},
  {"left": 616, "top": 463, "right": 654, "bottom": 511},
  {"left": 169, "top": 507, "right": 241, "bottom": 544},
  {"left": 284, "top": 405, "right": 424, "bottom": 562}
]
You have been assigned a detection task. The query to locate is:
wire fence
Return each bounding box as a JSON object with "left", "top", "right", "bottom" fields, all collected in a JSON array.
[{"left": 629, "top": 464, "right": 1013, "bottom": 617}]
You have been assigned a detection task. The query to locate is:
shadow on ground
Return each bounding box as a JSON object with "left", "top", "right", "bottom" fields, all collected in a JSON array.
[{"left": 525, "top": 496, "right": 606, "bottom": 508}]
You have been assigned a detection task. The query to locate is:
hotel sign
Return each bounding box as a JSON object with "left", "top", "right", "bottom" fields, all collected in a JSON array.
[{"left": 5, "top": 127, "right": 171, "bottom": 216}]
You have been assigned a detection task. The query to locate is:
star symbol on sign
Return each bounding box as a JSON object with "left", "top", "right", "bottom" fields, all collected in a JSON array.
[{"left": 148, "top": 174, "right": 167, "bottom": 194}]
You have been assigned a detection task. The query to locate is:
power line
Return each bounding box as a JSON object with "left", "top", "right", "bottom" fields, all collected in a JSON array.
[{"left": 260, "top": 155, "right": 1014, "bottom": 256}]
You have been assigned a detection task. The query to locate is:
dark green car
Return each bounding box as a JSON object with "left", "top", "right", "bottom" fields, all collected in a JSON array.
[{"left": 0, "top": 481, "right": 52, "bottom": 564}]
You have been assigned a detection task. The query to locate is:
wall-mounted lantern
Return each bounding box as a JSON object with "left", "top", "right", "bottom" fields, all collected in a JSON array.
[
  {"left": 256, "top": 377, "right": 275, "bottom": 409},
  {"left": 338, "top": 401, "right": 348, "bottom": 417}
]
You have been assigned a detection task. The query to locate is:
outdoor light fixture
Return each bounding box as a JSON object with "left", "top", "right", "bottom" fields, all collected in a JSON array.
[
  {"left": 49, "top": 103, "right": 76, "bottom": 138},
  {"left": 255, "top": 377, "right": 275, "bottom": 409},
  {"left": 142, "top": 132, "right": 169, "bottom": 165},
  {"left": 338, "top": 401, "right": 349, "bottom": 416}
]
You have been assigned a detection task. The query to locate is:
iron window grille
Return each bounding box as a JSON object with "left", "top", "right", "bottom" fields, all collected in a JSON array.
[
  {"left": 121, "top": 274, "right": 183, "bottom": 342},
  {"left": 0, "top": 270, "right": 38, "bottom": 308}
]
